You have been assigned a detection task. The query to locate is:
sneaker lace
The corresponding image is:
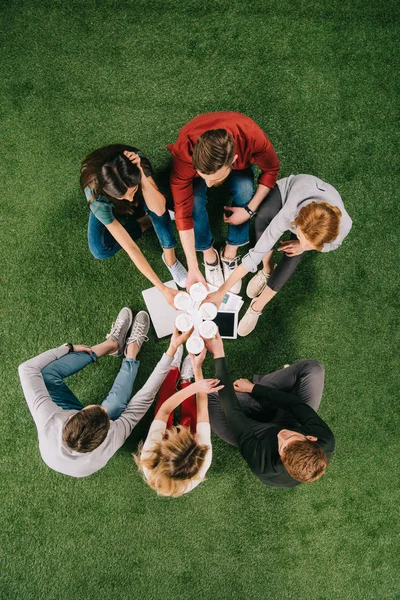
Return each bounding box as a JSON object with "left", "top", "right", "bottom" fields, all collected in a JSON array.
[
  {"left": 225, "top": 257, "right": 239, "bottom": 273},
  {"left": 173, "top": 260, "right": 187, "bottom": 279},
  {"left": 129, "top": 321, "right": 149, "bottom": 345},
  {"left": 106, "top": 316, "right": 124, "bottom": 340}
]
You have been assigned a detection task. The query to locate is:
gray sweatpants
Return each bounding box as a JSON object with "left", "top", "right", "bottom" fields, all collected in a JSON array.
[{"left": 208, "top": 360, "right": 325, "bottom": 446}]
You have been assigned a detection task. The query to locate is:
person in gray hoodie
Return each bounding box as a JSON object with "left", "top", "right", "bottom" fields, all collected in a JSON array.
[
  {"left": 18, "top": 307, "right": 192, "bottom": 478},
  {"left": 208, "top": 174, "right": 352, "bottom": 336}
]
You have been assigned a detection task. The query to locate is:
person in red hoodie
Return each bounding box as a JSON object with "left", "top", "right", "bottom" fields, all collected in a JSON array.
[{"left": 168, "top": 112, "right": 280, "bottom": 293}]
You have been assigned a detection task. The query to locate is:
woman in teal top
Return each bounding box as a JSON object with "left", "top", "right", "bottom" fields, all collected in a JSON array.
[{"left": 80, "top": 144, "right": 187, "bottom": 307}]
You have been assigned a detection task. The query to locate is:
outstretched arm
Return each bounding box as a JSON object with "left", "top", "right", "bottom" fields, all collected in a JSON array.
[
  {"left": 155, "top": 378, "right": 223, "bottom": 423},
  {"left": 106, "top": 220, "right": 178, "bottom": 308},
  {"left": 190, "top": 349, "right": 209, "bottom": 423}
]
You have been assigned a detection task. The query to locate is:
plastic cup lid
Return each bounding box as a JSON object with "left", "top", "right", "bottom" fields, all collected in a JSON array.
[
  {"left": 199, "top": 320, "right": 218, "bottom": 339},
  {"left": 189, "top": 282, "right": 208, "bottom": 302},
  {"left": 175, "top": 314, "right": 193, "bottom": 332},
  {"left": 199, "top": 302, "right": 218, "bottom": 320},
  {"left": 186, "top": 336, "right": 205, "bottom": 354},
  {"left": 174, "top": 292, "right": 192, "bottom": 311}
]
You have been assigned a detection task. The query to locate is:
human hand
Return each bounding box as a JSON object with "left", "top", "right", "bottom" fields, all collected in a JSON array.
[
  {"left": 123, "top": 150, "right": 143, "bottom": 172},
  {"left": 72, "top": 344, "right": 93, "bottom": 354},
  {"left": 223, "top": 206, "right": 251, "bottom": 225},
  {"left": 167, "top": 326, "right": 194, "bottom": 357},
  {"left": 195, "top": 378, "right": 224, "bottom": 394},
  {"left": 204, "top": 290, "right": 225, "bottom": 310},
  {"left": 233, "top": 378, "right": 254, "bottom": 394},
  {"left": 203, "top": 332, "right": 225, "bottom": 359},
  {"left": 189, "top": 347, "right": 207, "bottom": 372},
  {"left": 278, "top": 239, "right": 305, "bottom": 257},
  {"left": 186, "top": 267, "right": 209, "bottom": 293},
  {"left": 163, "top": 285, "right": 179, "bottom": 308}
]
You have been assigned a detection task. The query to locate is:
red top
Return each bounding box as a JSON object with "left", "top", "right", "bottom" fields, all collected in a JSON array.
[{"left": 167, "top": 112, "right": 280, "bottom": 230}]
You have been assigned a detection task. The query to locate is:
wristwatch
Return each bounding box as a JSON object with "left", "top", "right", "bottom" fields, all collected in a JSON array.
[
  {"left": 243, "top": 205, "right": 257, "bottom": 218},
  {"left": 64, "top": 343, "right": 74, "bottom": 353}
]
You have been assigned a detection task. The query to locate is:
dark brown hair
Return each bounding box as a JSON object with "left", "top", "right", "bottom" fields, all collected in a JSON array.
[
  {"left": 294, "top": 202, "right": 342, "bottom": 251},
  {"left": 80, "top": 144, "right": 147, "bottom": 215},
  {"left": 192, "top": 129, "right": 235, "bottom": 174},
  {"left": 63, "top": 406, "right": 110, "bottom": 453},
  {"left": 281, "top": 439, "right": 328, "bottom": 483}
]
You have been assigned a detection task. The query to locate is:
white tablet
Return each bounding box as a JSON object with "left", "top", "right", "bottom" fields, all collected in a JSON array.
[{"left": 213, "top": 310, "right": 238, "bottom": 339}]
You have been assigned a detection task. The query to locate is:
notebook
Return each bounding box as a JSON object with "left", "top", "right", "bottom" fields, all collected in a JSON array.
[{"left": 142, "top": 280, "right": 179, "bottom": 338}]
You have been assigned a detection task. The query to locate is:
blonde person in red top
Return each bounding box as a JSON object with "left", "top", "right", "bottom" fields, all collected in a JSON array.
[{"left": 168, "top": 112, "right": 280, "bottom": 294}]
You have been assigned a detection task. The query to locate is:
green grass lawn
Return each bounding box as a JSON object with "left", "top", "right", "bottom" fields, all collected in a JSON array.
[{"left": 1, "top": 1, "right": 399, "bottom": 599}]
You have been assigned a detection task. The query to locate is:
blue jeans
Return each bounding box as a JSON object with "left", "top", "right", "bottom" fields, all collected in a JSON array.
[
  {"left": 192, "top": 167, "right": 255, "bottom": 251},
  {"left": 88, "top": 203, "right": 177, "bottom": 260},
  {"left": 41, "top": 351, "right": 140, "bottom": 421}
]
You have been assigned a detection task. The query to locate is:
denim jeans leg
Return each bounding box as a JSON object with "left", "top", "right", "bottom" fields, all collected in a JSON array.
[
  {"left": 42, "top": 351, "right": 97, "bottom": 410},
  {"left": 100, "top": 359, "right": 140, "bottom": 420},
  {"left": 144, "top": 203, "right": 177, "bottom": 250},
  {"left": 225, "top": 167, "right": 255, "bottom": 247},
  {"left": 192, "top": 177, "right": 214, "bottom": 251},
  {"left": 87, "top": 212, "right": 142, "bottom": 260}
]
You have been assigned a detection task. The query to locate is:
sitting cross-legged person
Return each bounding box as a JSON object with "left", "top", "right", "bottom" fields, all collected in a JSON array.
[
  {"left": 18, "top": 309, "right": 189, "bottom": 478},
  {"left": 205, "top": 333, "right": 335, "bottom": 488},
  {"left": 135, "top": 343, "right": 223, "bottom": 497}
]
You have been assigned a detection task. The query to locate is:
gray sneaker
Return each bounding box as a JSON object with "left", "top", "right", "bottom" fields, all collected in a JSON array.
[
  {"left": 162, "top": 254, "right": 188, "bottom": 288},
  {"left": 106, "top": 307, "right": 133, "bottom": 357},
  {"left": 180, "top": 354, "right": 194, "bottom": 381},
  {"left": 124, "top": 311, "right": 150, "bottom": 355}
]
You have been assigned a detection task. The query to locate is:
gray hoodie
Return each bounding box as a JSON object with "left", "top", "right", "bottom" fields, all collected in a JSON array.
[
  {"left": 242, "top": 174, "right": 352, "bottom": 273},
  {"left": 18, "top": 345, "right": 173, "bottom": 477}
]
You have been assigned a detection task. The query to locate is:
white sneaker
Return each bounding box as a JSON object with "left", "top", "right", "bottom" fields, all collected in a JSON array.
[
  {"left": 204, "top": 249, "right": 224, "bottom": 288},
  {"left": 180, "top": 354, "right": 194, "bottom": 381},
  {"left": 162, "top": 254, "right": 187, "bottom": 288},
  {"left": 220, "top": 249, "right": 241, "bottom": 294},
  {"left": 170, "top": 344, "right": 184, "bottom": 370},
  {"left": 237, "top": 299, "right": 263, "bottom": 337},
  {"left": 246, "top": 269, "right": 271, "bottom": 299}
]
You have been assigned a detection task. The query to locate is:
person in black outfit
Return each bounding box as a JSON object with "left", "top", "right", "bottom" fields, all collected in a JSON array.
[{"left": 205, "top": 334, "right": 335, "bottom": 488}]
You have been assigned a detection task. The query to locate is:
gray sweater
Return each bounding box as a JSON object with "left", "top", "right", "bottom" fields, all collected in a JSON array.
[
  {"left": 242, "top": 174, "right": 353, "bottom": 273},
  {"left": 18, "top": 345, "right": 173, "bottom": 478}
]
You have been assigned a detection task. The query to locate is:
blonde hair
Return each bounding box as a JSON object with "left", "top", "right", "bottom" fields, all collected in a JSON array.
[
  {"left": 134, "top": 425, "right": 209, "bottom": 497},
  {"left": 294, "top": 201, "right": 342, "bottom": 251}
]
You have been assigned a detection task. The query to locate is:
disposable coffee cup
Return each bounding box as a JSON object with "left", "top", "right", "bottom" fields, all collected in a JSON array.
[
  {"left": 174, "top": 292, "right": 192, "bottom": 311},
  {"left": 175, "top": 314, "right": 193, "bottom": 333},
  {"left": 199, "top": 302, "right": 218, "bottom": 321},
  {"left": 199, "top": 320, "right": 218, "bottom": 339},
  {"left": 189, "top": 282, "right": 208, "bottom": 303},
  {"left": 186, "top": 335, "right": 205, "bottom": 355}
]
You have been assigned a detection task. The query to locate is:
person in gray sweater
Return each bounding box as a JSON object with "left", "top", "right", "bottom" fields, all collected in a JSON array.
[
  {"left": 207, "top": 174, "right": 352, "bottom": 336},
  {"left": 18, "top": 307, "right": 192, "bottom": 478}
]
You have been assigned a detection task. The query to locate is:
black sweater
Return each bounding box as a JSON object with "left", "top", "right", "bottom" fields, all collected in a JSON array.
[{"left": 215, "top": 357, "right": 335, "bottom": 488}]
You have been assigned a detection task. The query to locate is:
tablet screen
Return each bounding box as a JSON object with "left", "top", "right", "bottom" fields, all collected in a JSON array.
[{"left": 213, "top": 311, "right": 237, "bottom": 339}]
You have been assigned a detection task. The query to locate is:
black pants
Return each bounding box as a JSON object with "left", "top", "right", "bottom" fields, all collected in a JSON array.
[
  {"left": 255, "top": 187, "right": 304, "bottom": 292},
  {"left": 208, "top": 360, "right": 325, "bottom": 447}
]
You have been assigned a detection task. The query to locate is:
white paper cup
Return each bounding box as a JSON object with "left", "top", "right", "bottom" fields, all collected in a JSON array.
[
  {"left": 189, "top": 282, "right": 208, "bottom": 303},
  {"left": 174, "top": 292, "right": 192, "bottom": 311},
  {"left": 186, "top": 335, "right": 205, "bottom": 355},
  {"left": 175, "top": 314, "right": 193, "bottom": 333},
  {"left": 199, "top": 302, "right": 218, "bottom": 321},
  {"left": 199, "top": 320, "right": 218, "bottom": 339}
]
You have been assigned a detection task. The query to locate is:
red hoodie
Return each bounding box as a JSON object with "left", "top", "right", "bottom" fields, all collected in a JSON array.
[{"left": 167, "top": 112, "right": 280, "bottom": 231}]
